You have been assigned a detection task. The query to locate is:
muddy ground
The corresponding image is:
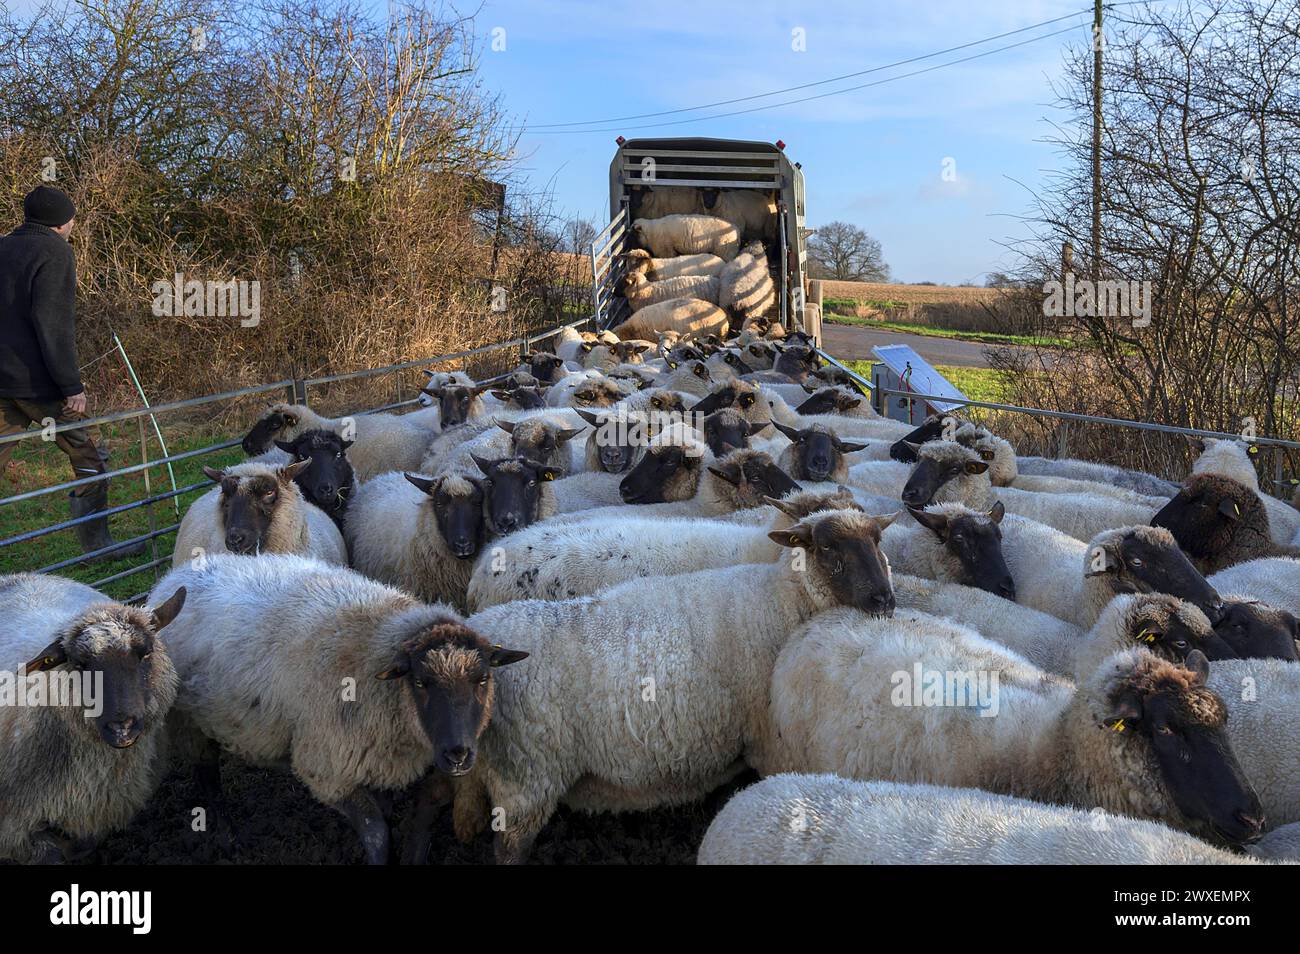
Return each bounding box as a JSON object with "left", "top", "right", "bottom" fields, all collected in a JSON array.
[{"left": 82, "top": 755, "right": 751, "bottom": 865}]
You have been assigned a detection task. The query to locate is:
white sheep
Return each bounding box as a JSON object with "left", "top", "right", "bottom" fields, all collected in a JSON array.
[
  {"left": 698, "top": 775, "right": 1279, "bottom": 865},
  {"left": 759, "top": 609, "right": 1264, "bottom": 845},
  {"left": 614, "top": 296, "right": 730, "bottom": 343},
  {"left": 452, "top": 508, "right": 898, "bottom": 862},
  {"left": 630, "top": 185, "right": 701, "bottom": 219},
  {"left": 1191, "top": 438, "right": 1300, "bottom": 547},
  {"left": 240, "top": 402, "right": 430, "bottom": 481},
  {"left": 146, "top": 553, "right": 528, "bottom": 865},
  {"left": 1208, "top": 557, "right": 1300, "bottom": 616},
  {"left": 345, "top": 471, "right": 486, "bottom": 612},
  {"left": 630, "top": 213, "right": 741, "bottom": 260},
  {"left": 466, "top": 486, "right": 858, "bottom": 611},
  {"left": 0, "top": 574, "right": 185, "bottom": 863},
  {"left": 699, "top": 188, "right": 777, "bottom": 242},
  {"left": 619, "top": 248, "right": 726, "bottom": 281},
  {"left": 173, "top": 461, "right": 347, "bottom": 568},
  {"left": 619, "top": 271, "right": 720, "bottom": 312},
  {"left": 1016, "top": 455, "right": 1181, "bottom": 498},
  {"left": 717, "top": 241, "right": 775, "bottom": 324},
  {"left": 1207, "top": 657, "right": 1300, "bottom": 827}
]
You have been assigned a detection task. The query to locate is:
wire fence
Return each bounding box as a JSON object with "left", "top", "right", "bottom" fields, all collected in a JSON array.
[{"left": 0, "top": 315, "right": 595, "bottom": 603}]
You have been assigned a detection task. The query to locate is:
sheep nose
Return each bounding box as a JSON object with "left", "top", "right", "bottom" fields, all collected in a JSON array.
[
  {"left": 442, "top": 745, "right": 473, "bottom": 773},
  {"left": 1235, "top": 810, "right": 1265, "bottom": 835},
  {"left": 867, "top": 591, "right": 895, "bottom": 615},
  {"left": 1205, "top": 601, "right": 1227, "bottom": 625},
  {"left": 225, "top": 529, "right": 254, "bottom": 552},
  {"left": 103, "top": 718, "right": 141, "bottom": 747},
  {"left": 998, "top": 580, "right": 1017, "bottom": 600},
  {"left": 901, "top": 488, "right": 926, "bottom": 506},
  {"left": 318, "top": 483, "right": 334, "bottom": 496},
  {"left": 496, "top": 513, "right": 519, "bottom": 532}
]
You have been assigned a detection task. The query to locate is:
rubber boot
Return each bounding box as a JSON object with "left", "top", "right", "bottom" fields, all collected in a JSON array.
[{"left": 69, "top": 481, "right": 146, "bottom": 563}]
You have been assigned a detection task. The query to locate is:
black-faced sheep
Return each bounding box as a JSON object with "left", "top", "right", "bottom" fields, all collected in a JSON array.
[
  {"left": 1152, "top": 473, "right": 1299, "bottom": 573},
  {"left": 240, "top": 402, "right": 429, "bottom": 481},
  {"left": 273, "top": 429, "right": 355, "bottom": 528}
]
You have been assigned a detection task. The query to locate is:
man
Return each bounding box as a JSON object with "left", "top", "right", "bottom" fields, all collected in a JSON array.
[{"left": 0, "top": 185, "right": 142, "bottom": 560}]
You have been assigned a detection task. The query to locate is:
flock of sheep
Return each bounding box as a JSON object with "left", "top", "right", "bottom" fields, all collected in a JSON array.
[{"left": 3, "top": 207, "right": 1300, "bottom": 865}]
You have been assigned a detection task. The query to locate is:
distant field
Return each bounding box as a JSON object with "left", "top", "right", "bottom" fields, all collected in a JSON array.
[{"left": 818, "top": 281, "right": 1003, "bottom": 308}]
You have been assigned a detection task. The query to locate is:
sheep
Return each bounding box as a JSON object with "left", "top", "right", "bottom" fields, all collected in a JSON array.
[
  {"left": 272, "top": 429, "right": 356, "bottom": 528},
  {"left": 629, "top": 184, "right": 701, "bottom": 219},
  {"left": 580, "top": 340, "right": 653, "bottom": 371},
  {"left": 543, "top": 374, "right": 628, "bottom": 409},
  {"left": 0, "top": 575, "right": 185, "bottom": 863},
  {"left": 487, "top": 384, "right": 547, "bottom": 412},
  {"left": 759, "top": 610, "right": 1263, "bottom": 846},
  {"left": 427, "top": 413, "right": 585, "bottom": 479},
  {"left": 1016, "top": 455, "right": 1181, "bottom": 498},
  {"left": 1208, "top": 558, "right": 1300, "bottom": 617},
  {"left": 996, "top": 517, "right": 1224, "bottom": 630},
  {"left": 240, "top": 402, "right": 430, "bottom": 482},
  {"left": 146, "top": 553, "right": 527, "bottom": 864},
  {"left": 703, "top": 348, "right": 755, "bottom": 382},
  {"left": 453, "top": 508, "right": 898, "bottom": 862},
  {"left": 888, "top": 572, "right": 1084, "bottom": 663},
  {"left": 1207, "top": 657, "right": 1300, "bottom": 826},
  {"left": 466, "top": 486, "right": 858, "bottom": 611},
  {"left": 698, "top": 188, "right": 777, "bottom": 242},
  {"left": 698, "top": 775, "right": 1280, "bottom": 866},
  {"left": 795, "top": 385, "right": 877, "bottom": 420},
  {"left": 614, "top": 296, "right": 730, "bottom": 344},
  {"left": 1153, "top": 473, "right": 1300, "bottom": 573},
  {"left": 883, "top": 501, "right": 1015, "bottom": 597},
  {"left": 773, "top": 421, "right": 867, "bottom": 484},
  {"left": 421, "top": 383, "right": 494, "bottom": 431},
  {"left": 577, "top": 408, "right": 648, "bottom": 473},
  {"left": 741, "top": 339, "right": 777, "bottom": 370},
  {"left": 618, "top": 271, "right": 720, "bottom": 312},
  {"left": 717, "top": 240, "right": 775, "bottom": 324},
  {"left": 703, "top": 408, "right": 766, "bottom": 458},
  {"left": 657, "top": 356, "right": 715, "bottom": 398},
  {"left": 630, "top": 213, "right": 741, "bottom": 260},
  {"left": 894, "top": 440, "right": 1161, "bottom": 543},
  {"left": 743, "top": 344, "right": 819, "bottom": 384},
  {"left": 473, "top": 456, "right": 564, "bottom": 534},
  {"left": 344, "top": 471, "right": 487, "bottom": 612},
  {"left": 1209, "top": 597, "right": 1299, "bottom": 661},
  {"left": 618, "top": 248, "right": 726, "bottom": 281},
  {"left": 174, "top": 461, "right": 347, "bottom": 568},
  {"left": 1062, "top": 593, "right": 1235, "bottom": 681},
  {"left": 546, "top": 446, "right": 803, "bottom": 526}
]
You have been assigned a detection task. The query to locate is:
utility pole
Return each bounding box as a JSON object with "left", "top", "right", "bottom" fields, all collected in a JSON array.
[{"left": 1092, "top": 0, "right": 1103, "bottom": 284}]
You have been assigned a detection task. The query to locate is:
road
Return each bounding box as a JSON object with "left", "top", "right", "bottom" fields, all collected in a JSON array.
[{"left": 820, "top": 323, "right": 997, "bottom": 368}]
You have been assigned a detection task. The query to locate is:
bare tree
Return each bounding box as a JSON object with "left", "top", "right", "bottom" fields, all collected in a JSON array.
[
  {"left": 807, "top": 221, "right": 890, "bottom": 281},
  {"left": 563, "top": 218, "right": 597, "bottom": 256}
]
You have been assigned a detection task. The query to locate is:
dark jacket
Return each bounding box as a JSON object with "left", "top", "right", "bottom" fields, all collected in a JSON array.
[{"left": 0, "top": 222, "right": 82, "bottom": 400}]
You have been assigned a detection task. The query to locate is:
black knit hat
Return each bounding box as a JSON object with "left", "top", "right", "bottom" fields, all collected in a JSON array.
[{"left": 23, "top": 185, "right": 76, "bottom": 227}]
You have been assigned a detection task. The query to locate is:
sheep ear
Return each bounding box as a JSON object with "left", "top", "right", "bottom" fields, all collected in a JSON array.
[
  {"left": 470, "top": 454, "right": 496, "bottom": 476},
  {"left": 374, "top": 653, "right": 410, "bottom": 681},
  {"left": 421, "top": 387, "right": 444, "bottom": 399},
  {"left": 635, "top": 344, "right": 650, "bottom": 354},
  {"left": 274, "top": 439, "right": 296, "bottom": 454},
  {"left": 842, "top": 398, "right": 863, "bottom": 410},
  {"left": 1102, "top": 691, "right": 1144, "bottom": 730},
  {"left": 838, "top": 440, "right": 869, "bottom": 454},
  {"left": 489, "top": 646, "right": 529, "bottom": 668},
  {"left": 748, "top": 420, "right": 770, "bottom": 436},
  {"left": 708, "top": 464, "right": 742, "bottom": 486},
  {"left": 801, "top": 380, "right": 818, "bottom": 393},
  {"left": 341, "top": 440, "right": 354, "bottom": 450},
  {"left": 490, "top": 390, "right": 510, "bottom": 400},
  {"left": 1184, "top": 435, "right": 1206, "bottom": 453},
  {"left": 404, "top": 473, "right": 437, "bottom": 495},
  {"left": 666, "top": 359, "right": 678, "bottom": 370},
  {"left": 1218, "top": 498, "right": 1241, "bottom": 521},
  {"left": 1185, "top": 649, "right": 1210, "bottom": 685},
  {"left": 773, "top": 420, "right": 800, "bottom": 441},
  {"left": 281, "top": 412, "right": 298, "bottom": 428},
  {"left": 557, "top": 427, "right": 585, "bottom": 443},
  {"left": 537, "top": 467, "right": 560, "bottom": 482},
  {"left": 908, "top": 505, "right": 948, "bottom": 540},
  {"left": 202, "top": 466, "right": 225, "bottom": 483},
  {"left": 575, "top": 408, "right": 601, "bottom": 426},
  {"left": 149, "top": 587, "right": 187, "bottom": 631},
  {"left": 1084, "top": 544, "right": 1117, "bottom": 577},
  {"left": 768, "top": 523, "right": 813, "bottom": 549},
  {"left": 978, "top": 449, "right": 996, "bottom": 461},
  {"left": 964, "top": 461, "right": 989, "bottom": 475},
  {"left": 763, "top": 495, "right": 798, "bottom": 517},
  {"left": 875, "top": 511, "right": 902, "bottom": 530},
  {"left": 23, "top": 639, "right": 68, "bottom": 674},
  {"left": 279, "top": 459, "right": 311, "bottom": 483},
  {"left": 987, "top": 500, "right": 1006, "bottom": 524},
  {"left": 497, "top": 419, "right": 516, "bottom": 434}
]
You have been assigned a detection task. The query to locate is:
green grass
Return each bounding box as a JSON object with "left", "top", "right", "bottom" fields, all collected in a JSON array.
[
  {"left": 0, "top": 422, "right": 244, "bottom": 601},
  {"left": 843, "top": 360, "right": 1012, "bottom": 406},
  {"left": 824, "top": 310, "right": 1073, "bottom": 349}
]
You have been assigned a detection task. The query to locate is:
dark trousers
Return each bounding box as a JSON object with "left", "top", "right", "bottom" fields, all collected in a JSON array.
[{"left": 0, "top": 397, "right": 109, "bottom": 498}]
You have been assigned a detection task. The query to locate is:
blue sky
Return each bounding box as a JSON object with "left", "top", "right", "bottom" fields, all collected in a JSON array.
[
  {"left": 6, "top": 0, "right": 1100, "bottom": 283},
  {"left": 475, "top": 0, "right": 1096, "bottom": 283}
]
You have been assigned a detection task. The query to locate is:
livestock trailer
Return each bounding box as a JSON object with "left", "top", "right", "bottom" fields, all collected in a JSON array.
[{"left": 589, "top": 137, "right": 812, "bottom": 337}]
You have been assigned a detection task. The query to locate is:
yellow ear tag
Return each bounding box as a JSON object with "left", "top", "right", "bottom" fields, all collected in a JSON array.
[
  {"left": 1234, "top": 503, "right": 1241, "bottom": 516},
  {"left": 44, "top": 656, "right": 57, "bottom": 665},
  {"left": 1110, "top": 719, "right": 1127, "bottom": 732}
]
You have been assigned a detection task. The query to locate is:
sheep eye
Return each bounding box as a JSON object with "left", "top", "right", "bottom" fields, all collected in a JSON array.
[
  {"left": 478, "top": 676, "right": 489, "bottom": 687},
  {"left": 414, "top": 680, "right": 426, "bottom": 689},
  {"left": 1129, "top": 558, "right": 1143, "bottom": 568},
  {"left": 527, "top": 479, "right": 536, "bottom": 487},
  {"left": 1157, "top": 725, "right": 1175, "bottom": 736}
]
